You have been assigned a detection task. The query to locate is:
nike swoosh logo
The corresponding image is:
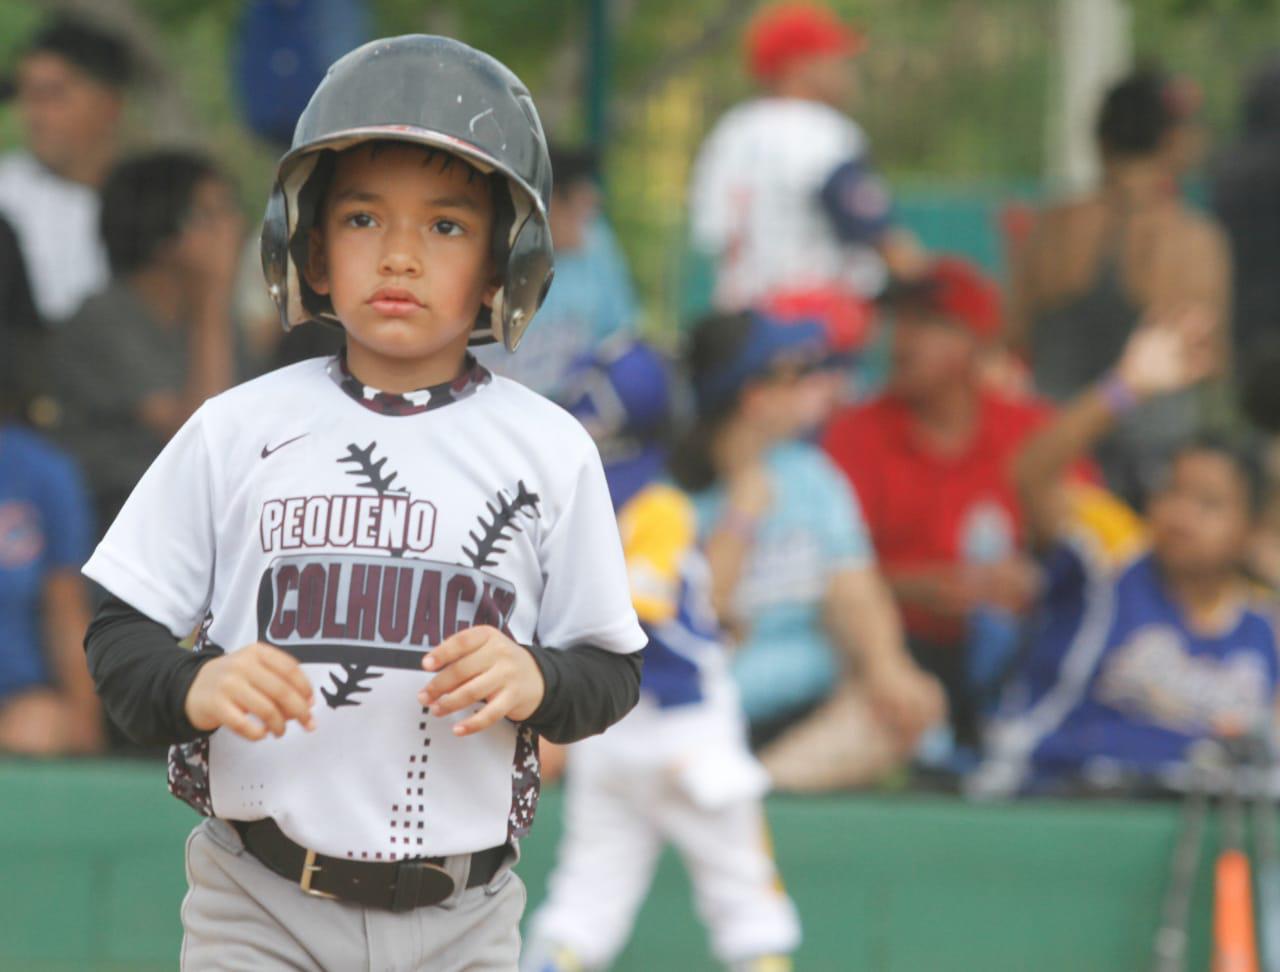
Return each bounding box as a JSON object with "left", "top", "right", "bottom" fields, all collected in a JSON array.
[{"left": 260, "top": 434, "right": 308, "bottom": 459}]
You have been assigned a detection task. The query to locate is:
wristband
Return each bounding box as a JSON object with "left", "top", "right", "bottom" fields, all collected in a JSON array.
[{"left": 1100, "top": 374, "right": 1139, "bottom": 416}]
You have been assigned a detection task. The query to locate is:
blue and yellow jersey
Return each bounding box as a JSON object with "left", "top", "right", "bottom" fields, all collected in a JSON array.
[
  {"left": 989, "top": 484, "right": 1280, "bottom": 789},
  {"left": 617, "top": 482, "right": 723, "bottom": 708}
]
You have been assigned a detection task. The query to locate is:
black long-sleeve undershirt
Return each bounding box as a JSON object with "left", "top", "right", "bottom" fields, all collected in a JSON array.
[{"left": 84, "top": 594, "right": 642, "bottom": 747}]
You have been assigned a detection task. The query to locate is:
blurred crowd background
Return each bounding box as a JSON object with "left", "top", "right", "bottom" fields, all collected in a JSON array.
[{"left": 6, "top": 0, "right": 1280, "bottom": 805}]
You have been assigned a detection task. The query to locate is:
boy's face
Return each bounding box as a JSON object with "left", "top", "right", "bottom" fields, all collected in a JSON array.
[
  {"left": 306, "top": 144, "right": 497, "bottom": 366},
  {"left": 1148, "top": 450, "right": 1252, "bottom": 578}
]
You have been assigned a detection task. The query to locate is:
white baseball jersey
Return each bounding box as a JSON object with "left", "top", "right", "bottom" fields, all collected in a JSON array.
[
  {"left": 687, "top": 97, "right": 887, "bottom": 309},
  {"left": 84, "top": 354, "right": 646, "bottom": 860},
  {"left": 0, "top": 152, "right": 108, "bottom": 323}
]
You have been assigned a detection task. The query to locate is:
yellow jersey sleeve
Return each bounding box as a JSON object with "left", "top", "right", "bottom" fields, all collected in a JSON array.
[
  {"left": 616, "top": 483, "right": 696, "bottom": 625},
  {"left": 1064, "top": 481, "right": 1146, "bottom": 568}
]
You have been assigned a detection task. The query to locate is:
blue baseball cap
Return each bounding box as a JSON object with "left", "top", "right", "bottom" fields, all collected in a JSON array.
[
  {"left": 694, "top": 312, "right": 827, "bottom": 415},
  {"left": 562, "top": 339, "right": 674, "bottom": 510}
]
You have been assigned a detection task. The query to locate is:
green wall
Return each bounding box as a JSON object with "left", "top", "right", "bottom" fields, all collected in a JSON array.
[{"left": 0, "top": 760, "right": 1218, "bottom": 971}]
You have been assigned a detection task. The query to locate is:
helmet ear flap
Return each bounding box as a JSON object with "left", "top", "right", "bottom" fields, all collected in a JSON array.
[
  {"left": 469, "top": 174, "right": 516, "bottom": 348},
  {"left": 290, "top": 151, "right": 337, "bottom": 323},
  {"left": 493, "top": 216, "right": 554, "bottom": 352},
  {"left": 261, "top": 150, "right": 337, "bottom": 333},
  {"left": 261, "top": 185, "right": 292, "bottom": 331},
  {"left": 471, "top": 176, "right": 553, "bottom": 351}
]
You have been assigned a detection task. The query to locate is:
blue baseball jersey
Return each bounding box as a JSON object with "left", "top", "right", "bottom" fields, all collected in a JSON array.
[
  {"left": 0, "top": 423, "right": 92, "bottom": 698},
  {"left": 986, "top": 486, "right": 1280, "bottom": 791}
]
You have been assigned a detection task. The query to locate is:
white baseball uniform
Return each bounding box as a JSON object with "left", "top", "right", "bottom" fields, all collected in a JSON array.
[
  {"left": 84, "top": 353, "right": 647, "bottom": 861},
  {"left": 687, "top": 96, "right": 888, "bottom": 311}
]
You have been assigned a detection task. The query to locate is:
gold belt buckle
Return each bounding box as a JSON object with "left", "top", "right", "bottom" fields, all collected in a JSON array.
[{"left": 299, "top": 847, "right": 339, "bottom": 900}]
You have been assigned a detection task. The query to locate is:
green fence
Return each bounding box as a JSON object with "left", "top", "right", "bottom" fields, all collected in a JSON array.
[{"left": 0, "top": 759, "right": 1221, "bottom": 971}]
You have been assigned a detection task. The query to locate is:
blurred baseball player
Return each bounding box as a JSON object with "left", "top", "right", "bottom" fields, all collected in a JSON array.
[
  {"left": 81, "top": 35, "right": 647, "bottom": 971},
  {"left": 522, "top": 340, "right": 801, "bottom": 972},
  {"left": 687, "top": 2, "right": 924, "bottom": 351}
]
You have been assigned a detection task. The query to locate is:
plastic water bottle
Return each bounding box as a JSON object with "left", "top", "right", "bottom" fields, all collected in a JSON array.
[
  {"left": 917, "top": 502, "right": 1021, "bottom": 772},
  {"left": 961, "top": 501, "right": 1020, "bottom": 709}
]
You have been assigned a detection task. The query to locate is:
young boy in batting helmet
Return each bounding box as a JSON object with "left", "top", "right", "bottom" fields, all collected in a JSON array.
[{"left": 82, "top": 35, "right": 646, "bottom": 970}]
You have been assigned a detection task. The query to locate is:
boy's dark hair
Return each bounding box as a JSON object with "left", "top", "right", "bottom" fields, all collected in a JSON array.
[
  {"left": 295, "top": 140, "right": 514, "bottom": 321},
  {"left": 20, "top": 16, "right": 134, "bottom": 89},
  {"left": 1168, "top": 431, "right": 1270, "bottom": 517},
  {"left": 548, "top": 145, "right": 599, "bottom": 197},
  {"left": 668, "top": 310, "right": 757, "bottom": 493},
  {"left": 100, "top": 151, "right": 223, "bottom": 276},
  {"left": 1096, "top": 68, "right": 1180, "bottom": 160}
]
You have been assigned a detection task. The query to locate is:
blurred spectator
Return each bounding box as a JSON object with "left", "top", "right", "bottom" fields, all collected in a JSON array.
[
  {"left": 1147, "top": 74, "right": 1209, "bottom": 185},
  {"left": 1239, "top": 344, "right": 1280, "bottom": 592},
  {"left": 476, "top": 145, "right": 637, "bottom": 400},
  {"left": 671, "top": 310, "right": 943, "bottom": 791},
  {"left": 823, "top": 259, "right": 1064, "bottom": 756},
  {"left": 1009, "top": 68, "right": 1229, "bottom": 504},
  {"left": 0, "top": 16, "right": 133, "bottom": 325},
  {"left": 975, "top": 312, "right": 1278, "bottom": 796},
  {"left": 48, "top": 150, "right": 242, "bottom": 534},
  {"left": 1212, "top": 54, "right": 1280, "bottom": 364},
  {"left": 687, "top": 2, "right": 923, "bottom": 351},
  {"left": 0, "top": 215, "right": 40, "bottom": 336},
  {"left": 0, "top": 351, "right": 102, "bottom": 756},
  {"left": 525, "top": 339, "right": 801, "bottom": 972},
  {"left": 0, "top": 214, "right": 44, "bottom": 410},
  {"left": 1241, "top": 343, "right": 1280, "bottom": 442}
]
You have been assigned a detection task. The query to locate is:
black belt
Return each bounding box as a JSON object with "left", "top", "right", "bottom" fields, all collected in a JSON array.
[{"left": 232, "top": 818, "right": 509, "bottom": 912}]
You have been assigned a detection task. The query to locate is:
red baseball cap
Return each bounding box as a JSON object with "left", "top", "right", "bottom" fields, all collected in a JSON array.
[
  {"left": 879, "top": 256, "right": 1003, "bottom": 341},
  {"left": 746, "top": 3, "right": 865, "bottom": 84}
]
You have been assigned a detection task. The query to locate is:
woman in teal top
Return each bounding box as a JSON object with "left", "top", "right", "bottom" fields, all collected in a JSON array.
[{"left": 670, "top": 310, "right": 944, "bottom": 790}]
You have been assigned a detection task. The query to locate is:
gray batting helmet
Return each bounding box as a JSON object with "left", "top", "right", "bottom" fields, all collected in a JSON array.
[{"left": 260, "top": 34, "right": 555, "bottom": 351}]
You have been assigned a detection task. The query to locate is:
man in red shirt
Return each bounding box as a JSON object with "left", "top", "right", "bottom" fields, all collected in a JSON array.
[{"left": 823, "top": 257, "right": 1055, "bottom": 751}]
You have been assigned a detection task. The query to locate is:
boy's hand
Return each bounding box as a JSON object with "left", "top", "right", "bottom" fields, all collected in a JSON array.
[
  {"left": 419, "top": 626, "right": 546, "bottom": 737},
  {"left": 1116, "top": 305, "right": 1218, "bottom": 400},
  {"left": 184, "top": 642, "right": 316, "bottom": 741}
]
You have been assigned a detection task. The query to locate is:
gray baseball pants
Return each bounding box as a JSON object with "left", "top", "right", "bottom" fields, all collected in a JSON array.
[{"left": 180, "top": 818, "right": 525, "bottom": 971}]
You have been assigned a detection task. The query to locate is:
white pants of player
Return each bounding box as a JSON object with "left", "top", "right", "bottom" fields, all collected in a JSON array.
[{"left": 525, "top": 737, "right": 801, "bottom": 969}]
